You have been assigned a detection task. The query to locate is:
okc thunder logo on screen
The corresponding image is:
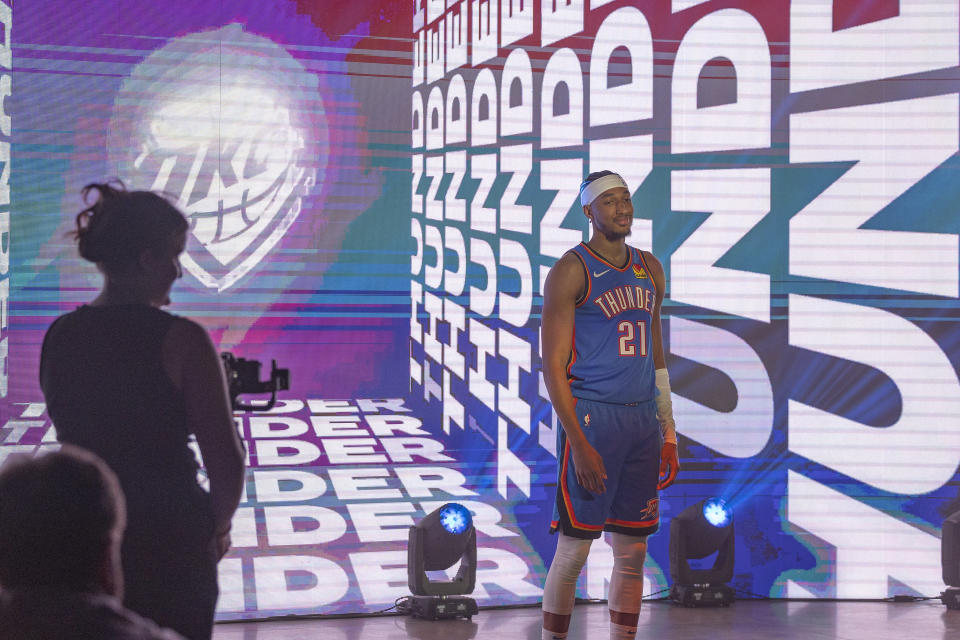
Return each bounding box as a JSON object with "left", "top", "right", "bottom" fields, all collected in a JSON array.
[{"left": 107, "top": 23, "right": 326, "bottom": 291}]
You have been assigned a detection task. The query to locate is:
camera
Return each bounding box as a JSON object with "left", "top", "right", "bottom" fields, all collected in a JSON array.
[{"left": 220, "top": 352, "right": 290, "bottom": 411}]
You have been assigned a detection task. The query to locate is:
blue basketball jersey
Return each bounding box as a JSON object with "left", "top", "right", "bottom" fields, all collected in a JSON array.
[{"left": 567, "top": 243, "right": 657, "bottom": 404}]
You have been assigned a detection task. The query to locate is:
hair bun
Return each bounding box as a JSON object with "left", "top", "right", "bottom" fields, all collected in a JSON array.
[{"left": 70, "top": 180, "right": 188, "bottom": 271}]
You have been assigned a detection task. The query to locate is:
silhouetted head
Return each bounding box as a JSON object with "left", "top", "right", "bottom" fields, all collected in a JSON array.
[
  {"left": 0, "top": 446, "right": 126, "bottom": 595},
  {"left": 73, "top": 181, "right": 189, "bottom": 305}
]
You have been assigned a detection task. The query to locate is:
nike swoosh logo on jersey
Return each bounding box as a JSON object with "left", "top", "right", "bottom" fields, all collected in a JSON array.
[{"left": 593, "top": 269, "right": 611, "bottom": 277}]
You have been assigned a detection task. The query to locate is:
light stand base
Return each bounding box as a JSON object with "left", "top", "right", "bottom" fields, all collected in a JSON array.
[
  {"left": 409, "top": 595, "right": 478, "bottom": 620},
  {"left": 942, "top": 588, "right": 960, "bottom": 610},
  {"left": 670, "top": 584, "right": 735, "bottom": 607}
]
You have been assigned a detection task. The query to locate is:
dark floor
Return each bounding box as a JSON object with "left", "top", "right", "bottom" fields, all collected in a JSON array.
[{"left": 212, "top": 599, "right": 960, "bottom": 639}]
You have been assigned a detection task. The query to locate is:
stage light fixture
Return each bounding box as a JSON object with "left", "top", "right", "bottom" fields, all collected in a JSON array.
[
  {"left": 406, "top": 502, "right": 479, "bottom": 620},
  {"left": 703, "top": 497, "right": 731, "bottom": 527},
  {"left": 669, "top": 497, "right": 735, "bottom": 607},
  {"left": 941, "top": 509, "right": 960, "bottom": 609}
]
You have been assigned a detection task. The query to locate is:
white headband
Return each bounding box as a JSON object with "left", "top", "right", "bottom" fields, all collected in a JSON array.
[{"left": 579, "top": 173, "right": 629, "bottom": 206}]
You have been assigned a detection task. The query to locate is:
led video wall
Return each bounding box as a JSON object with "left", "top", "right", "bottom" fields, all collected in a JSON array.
[{"left": 2, "top": 0, "right": 960, "bottom": 622}]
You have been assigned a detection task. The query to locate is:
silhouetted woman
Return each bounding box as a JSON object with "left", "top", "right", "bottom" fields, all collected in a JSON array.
[{"left": 39, "top": 183, "right": 245, "bottom": 640}]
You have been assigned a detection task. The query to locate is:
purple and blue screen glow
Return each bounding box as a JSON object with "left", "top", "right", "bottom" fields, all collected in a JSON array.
[{"left": 1, "top": 0, "right": 959, "bottom": 620}]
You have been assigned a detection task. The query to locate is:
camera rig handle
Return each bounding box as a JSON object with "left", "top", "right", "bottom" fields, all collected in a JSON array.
[{"left": 220, "top": 352, "right": 291, "bottom": 412}]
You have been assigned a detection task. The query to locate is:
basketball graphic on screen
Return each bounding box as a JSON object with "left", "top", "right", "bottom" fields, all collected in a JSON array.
[{"left": 107, "top": 24, "right": 326, "bottom": 291}]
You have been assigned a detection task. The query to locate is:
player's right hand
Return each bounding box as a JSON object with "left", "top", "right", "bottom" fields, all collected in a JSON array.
[{"left": 571, "top": 441, "right": 607, "bottom": 494}]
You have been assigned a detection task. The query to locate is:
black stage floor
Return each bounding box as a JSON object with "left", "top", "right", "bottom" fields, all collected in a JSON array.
[{"left": 213, "top": 600, "right": 960, "bottom": 639}]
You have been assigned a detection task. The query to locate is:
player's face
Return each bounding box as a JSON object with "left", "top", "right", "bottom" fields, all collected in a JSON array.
[{"left": 586, "top": 187, "right": 633, "bottom": 239}]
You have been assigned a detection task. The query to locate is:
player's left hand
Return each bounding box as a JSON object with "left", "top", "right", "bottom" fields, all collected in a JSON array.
[{"left": 658, "top": 442, "right": 679, "bottom": 490}]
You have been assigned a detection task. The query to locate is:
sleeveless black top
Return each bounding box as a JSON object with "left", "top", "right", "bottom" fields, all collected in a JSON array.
[{"left": 39, "top": 305, "right": 203, "bottom": 516}]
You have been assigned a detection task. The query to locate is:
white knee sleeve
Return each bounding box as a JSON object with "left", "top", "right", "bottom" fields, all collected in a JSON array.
[
  {"left": 608, "top": 532, "right": 647, "bottom": 615},
  {"left": 542, "top": 533, "right": 592, "bottom": 616}
]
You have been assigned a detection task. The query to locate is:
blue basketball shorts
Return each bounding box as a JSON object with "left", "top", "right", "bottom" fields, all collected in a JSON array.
[{"left": 550, "top": 397, "right": 662, "bottom": 539}]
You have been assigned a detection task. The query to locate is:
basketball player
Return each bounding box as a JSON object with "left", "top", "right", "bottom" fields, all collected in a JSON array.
[{"left": 540, "top": 170, "right": 679, "bottom": 640}]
